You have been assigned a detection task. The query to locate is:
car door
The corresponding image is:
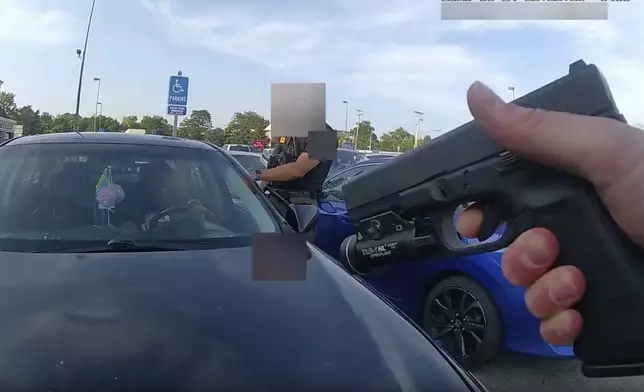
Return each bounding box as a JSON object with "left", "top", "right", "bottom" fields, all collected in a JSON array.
[{"left": 316, "top": 164, "right": 380, "bottom": 260}]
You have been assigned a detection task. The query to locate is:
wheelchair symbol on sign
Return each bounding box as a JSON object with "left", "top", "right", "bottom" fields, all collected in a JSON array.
[{"left": 172, "top": 79, "right": 184, "bottom": 94}]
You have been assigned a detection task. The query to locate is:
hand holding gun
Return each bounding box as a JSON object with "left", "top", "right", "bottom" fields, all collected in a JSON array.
[{"left": 340, "top": 60, "right": 644, "bottom": 378}]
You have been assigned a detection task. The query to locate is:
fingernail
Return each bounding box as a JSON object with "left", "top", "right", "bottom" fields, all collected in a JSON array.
[
  {"left": 555, "top": 327, "right": 571, "bottom": 340},
  {"left": 550, "top": 276, "right": 578, "bottom": 306},
  {"left": 470, "top": 81, "right": 512, "bottom": 122}
]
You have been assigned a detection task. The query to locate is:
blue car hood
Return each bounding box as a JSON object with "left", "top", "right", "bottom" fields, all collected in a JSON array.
[{"left": 0, "top": 244, "right": 476, "bottom": 392}]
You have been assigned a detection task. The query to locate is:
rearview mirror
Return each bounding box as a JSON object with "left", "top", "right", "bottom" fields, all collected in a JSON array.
[{"left": 285, "top": 204, "right": 319, "bottom": 233}]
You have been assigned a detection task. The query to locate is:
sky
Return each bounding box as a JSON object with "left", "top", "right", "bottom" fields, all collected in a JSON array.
[{"left": 0, "top": 0, "right": 642, "bottom": 138}]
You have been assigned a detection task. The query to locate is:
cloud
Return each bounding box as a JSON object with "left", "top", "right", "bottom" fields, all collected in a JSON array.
[
  {"left": 141, "top": 0, "right": 507, "bottom": 130},
  {"left": 0, "top": 0, "right": 75, "bottom": 45},
  {"left": 142, "top": 0, "right": 644, "bottom": 131}
]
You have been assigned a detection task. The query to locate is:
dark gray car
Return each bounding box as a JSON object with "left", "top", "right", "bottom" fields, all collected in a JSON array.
[{"left": 0, "top": 132, "right": 487, "bottom": 392}]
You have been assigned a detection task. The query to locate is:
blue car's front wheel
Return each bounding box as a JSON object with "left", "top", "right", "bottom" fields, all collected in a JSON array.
[{"left": 422, "top": 276, "right": 503, "bottom": 369}]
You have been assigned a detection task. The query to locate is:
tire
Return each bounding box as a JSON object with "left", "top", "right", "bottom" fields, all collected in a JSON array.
[{"left": 422, "top": 275, "right": 503, "bottom": 369}]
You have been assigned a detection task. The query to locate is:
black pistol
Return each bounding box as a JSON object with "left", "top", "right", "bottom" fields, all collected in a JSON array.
[{"left": 340, "top": 60, "right": 644, "bottom": 378}]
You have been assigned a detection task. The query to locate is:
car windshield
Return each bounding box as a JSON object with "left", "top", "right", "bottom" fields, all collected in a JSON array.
[
  {"left": 0, "top": 142, "right": 279, "bottom": 251},
  {"left": 229, "top": 145, "right": 251, "bottom": 152},
  {"left": 231, "top": 154, "right": 267, "bottom": 172}
]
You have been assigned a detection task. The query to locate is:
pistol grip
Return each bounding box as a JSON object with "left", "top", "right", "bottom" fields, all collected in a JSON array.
[{"left": 527, "top": 178, "right": 644, "bottom": 377}]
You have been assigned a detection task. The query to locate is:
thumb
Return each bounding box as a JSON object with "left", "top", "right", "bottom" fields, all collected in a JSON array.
[{"left": 466, "top": 81, "right": 641, "bottom": 188}]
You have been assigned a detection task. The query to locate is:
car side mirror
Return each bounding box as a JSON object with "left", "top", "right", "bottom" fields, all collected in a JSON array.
[{"left": 285, "top": 204, "right": 319, "bottom": 233}]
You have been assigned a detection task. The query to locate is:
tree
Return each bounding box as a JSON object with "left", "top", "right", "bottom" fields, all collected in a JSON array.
[
  {"left": 50, "top": 113, "right": 77, "bottom": 133},
  {"left": 205, "top": 126, "right": 226, "bottom": 146},
  {"left": 179, "top": 109, "right": 212, "bottom": 141},
  {"left": 140, "top": 115, "right": 171, "bottom": 135},
  {"left": 223, "top": 111, "right": 269, "bottom": 144},
  {"left": 120, "top": 116, "right": 140, "bottom": 130},
  {"left": 0, "top": 92, "right": 18, "bottom": 119},
  {"left": 40, "top": 112, "right": 54, "bottom": 133},
  {"left": 95, "top": 116, "right": 120, "bottom": 132},
  {"left": 350, "top": 120, "right": 379, "bottom": 150},
  {"left": 14, "top": 106, "right": 41, "bottom": 135},
  {"left": 421, "top": 134, "right": 432, "bottom": 145},
  {"left": 77, "top": 116, "right": 92, "bottom": 132},
  {"left": 380, "top": 127, "right": 415, "bottom": 152}
]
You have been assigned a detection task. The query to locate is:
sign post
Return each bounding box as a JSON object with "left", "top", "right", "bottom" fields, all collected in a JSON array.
[{"left": 167, "top": 71, "right": 189, "bottom": 137}]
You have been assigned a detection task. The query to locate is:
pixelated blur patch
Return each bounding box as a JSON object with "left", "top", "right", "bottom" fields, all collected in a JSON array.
[
  {"left": 307, "top": 130, "right": 337, "bottom": 161},
  {"left": 271, "top": 83, "right": 326, "bottom": 139},
  {"left": 252, "top": 233, "right": 310, "bottom": 281}
]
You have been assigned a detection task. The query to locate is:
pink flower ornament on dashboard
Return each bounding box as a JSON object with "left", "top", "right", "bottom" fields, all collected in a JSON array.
[{"left": 96, "top": 183, "right": 126, "bottom": 208}]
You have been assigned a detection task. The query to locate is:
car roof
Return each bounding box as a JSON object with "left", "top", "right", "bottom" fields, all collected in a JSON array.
[
  {"left": 326, "top": 159, "right": 388, "bottom": 179},
  {"left": 6, "top": 132, "right": 215, "bottom": 151},
  {"left": 362, "top": 157, "right": 391, "bottom": 164},
  {"left": 227, "top": 150, "right": 265, "bottom": 157}
]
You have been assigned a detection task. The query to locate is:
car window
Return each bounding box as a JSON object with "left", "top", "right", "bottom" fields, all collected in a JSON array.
[
  {"left": 229, "top": 145, "right": 251, "bottom": 152},
  {"left": 322, "top": 164, "right": 378, "bottom": 201},
  {"left": 231, "top": 155, "right": 267, "bottom": 172},
  {"left": 333, "top": 150, "right": 368, "bottom": 172},
  {"left": 0, "top": 143, "right": 279, "bottom": 251}
]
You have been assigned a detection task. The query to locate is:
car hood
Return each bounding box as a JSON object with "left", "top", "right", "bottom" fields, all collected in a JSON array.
[{"left": 0, "top": 244, "right": 475, "bottom": 392}]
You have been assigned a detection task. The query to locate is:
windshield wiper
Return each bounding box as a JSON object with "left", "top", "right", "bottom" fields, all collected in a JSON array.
[{"left": 32, "top": 239, "right": 199, "bottom": 254}]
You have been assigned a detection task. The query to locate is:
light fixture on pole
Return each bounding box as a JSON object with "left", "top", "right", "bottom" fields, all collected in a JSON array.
[
  {"left": 414, "top": 110, "right": 424, "bottom": 148},
  {"left": 93, "top": 77, "right": 101, "bottom": 132},
  {"left": 0, "top": 80, "right": 4, "bottom": 91},
  {"left": 342, "top": 100, "right": 349, "bottom": 135},
  {"left": 508, "top": 86, "right": 515, "bottom": 100},
  {"left": 74, "top": 0, "right": 97, "bottom": 132},
  {"left": 355, "top": 109, "right": 364, "bottom": 149}
]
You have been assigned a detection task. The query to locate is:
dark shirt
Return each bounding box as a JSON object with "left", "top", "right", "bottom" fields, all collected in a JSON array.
[{"left": 271, "top": 138, "right": 332, "bottom": 194}]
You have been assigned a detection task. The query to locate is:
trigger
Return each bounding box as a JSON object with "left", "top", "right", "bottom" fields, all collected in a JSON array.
[{"left": 477, "top": 204, "right": 500, "bottom": 241}]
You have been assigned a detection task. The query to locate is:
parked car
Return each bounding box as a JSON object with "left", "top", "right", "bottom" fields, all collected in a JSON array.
[
  {"left": 365, "top": 152, "right": 401, "bottom": 159},
  {"left": 0, "top": 132, "right": 488, "bottom": 391},
  {"left": 330, "top": 148, "right": 369, "bottom": 174},
  {"left": 227, "top": 150, "right": 268, "bottom": 172},
  {"left": 261, "top": 148, "right": 274, "bottom": 160},
  {"left": 222, "top": 143, "right": 252, "bottom": 152},
  {"left": 315, "top": 160, "right": 574, "bottom": 368}
]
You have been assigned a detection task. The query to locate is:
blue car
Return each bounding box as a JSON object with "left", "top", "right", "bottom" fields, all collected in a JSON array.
[{"left": 314, "top": 160, "right": 574, "bottom": 368}]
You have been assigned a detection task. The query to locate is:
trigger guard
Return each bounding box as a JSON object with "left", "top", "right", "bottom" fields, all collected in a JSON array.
[{"left": 477, "top": 204, "right": 500, "bottom": 241}]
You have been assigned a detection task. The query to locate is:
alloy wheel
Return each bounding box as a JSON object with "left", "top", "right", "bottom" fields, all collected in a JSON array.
[{"left": 425, "top": 287, "right": 487, "bottom": 360}]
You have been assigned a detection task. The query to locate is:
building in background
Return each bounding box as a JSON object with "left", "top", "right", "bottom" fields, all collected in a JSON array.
[
  {"left": 0, "top": 117, "right": 16, "bottom": 140},
  {"left": 13, "top": 125, "right": 23, "bottom": 137}
]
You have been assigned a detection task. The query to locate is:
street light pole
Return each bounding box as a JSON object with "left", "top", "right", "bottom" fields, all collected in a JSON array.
[
  {"left": 74, "top": 0, "right": 97, "bottom": 132},
  {"left": 414, "top": 110, "right": 424, "bottom": 148},
  {"left": 355, "top": 109, "right": 363, "bottom": 150},
  {"left": 93, "top": 77, "right": 101, "bottom": 132},
  {"left": 0, "top": 80, "right": 4, "bottom": 91},
  {"left": 508, "top": 86, "right": 515, "bottom": 100},
  {"left": 342, "top": 100, "right": 349, "bottom": 135},
  {"left": 97, "top": 102, "right": 103, "bottom": 131}
]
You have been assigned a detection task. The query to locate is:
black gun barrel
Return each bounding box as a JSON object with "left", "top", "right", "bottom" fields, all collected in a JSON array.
[{"left": 342, "top": 60, "right": 623, "bottom": 223}]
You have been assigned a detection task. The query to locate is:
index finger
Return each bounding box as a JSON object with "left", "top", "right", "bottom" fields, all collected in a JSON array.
[{"left": 455, "top": 205, "right": 483, "bottom": 238}]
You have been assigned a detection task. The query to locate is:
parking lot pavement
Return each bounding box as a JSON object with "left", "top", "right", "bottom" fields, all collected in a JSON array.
[{"left": 473, "top": 353, "right": 644, "bottom": 392}]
